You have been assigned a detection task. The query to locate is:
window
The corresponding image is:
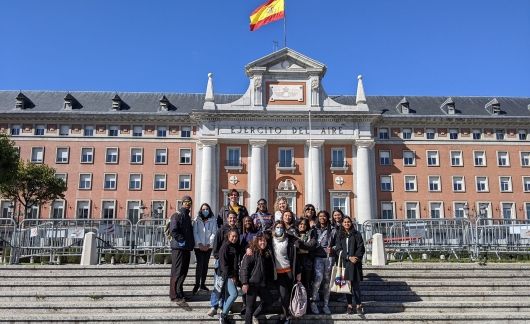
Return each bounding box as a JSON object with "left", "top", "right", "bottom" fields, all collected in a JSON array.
[
  {"left": 453, "top": 176, "right": 465, "bottom": 192},
  {"left": 405, "top": 202, "right": 419, "bottom": 219},
  {"left": 180, "top": 148, "right": 192, "bottom": 164},
  {"left": 427, "top": 151, "right": 439, "bottom": 166},
  {"left": 181, "top": 126, "right": 191, "bottom": 138},
  {"left": 378, "top": 128, "right": 389, "bottom": 140},
  {"left": 402, "top": 128, "right": 412, "bottom": 139},
  {"left": 130, "top": 148, "right": 143, "bottom": 164},
  {"left": 521, "top": 152, "right": 530, "bottom": 167},
  {"left": 132, "top": 125, "right": 143, "bottom": 137},
  {"left": 151, "top": 201, "right": 166, "bottom": 218},
  {"left": 79, "top": 173, "right": 92, "bottom": 190},
  {"left": 31, "top": 147, "right": 44, "bottom": 163},
  {"left": 381, "top": 202, "right": 394, "bottom": 219},
  {"left": 59, "top": 125, "right": 70, "bottom": 136},
  {"left": 81, "top": 147, "right": 94, "bottom": 164},
  {"left": 1, "top": 200, "right": 13, "bottom": 218},
  {"left": 404, "top": 175, "right": 417, "bottom": 191},
  {"left": 331, "top": 148, "right": 345, "bottom": 168},
  {"left": 55, "top": 147, "right": 69, "bottom": 163},
  {"left": 279, "top": 148, "right": 294, "bottom": 168},
  {"left": 497, "top": 152, "right": 509, "bottom": 166},
  {"left": 379, "top": 150, "right": 391, "bottom": 165},
  {"left": 501, "top": 202, "right": 514, "bottom": 219},
  {"left": 380, "top": 176, "right": 392, "bottom": 191},
  {"left": 227, "top": 147, "right": 241, "bottom": 167},
  {"left": 104, "top": 173, "right": 117, "bottom": 190},
  {"left": 474, "top": 151, "right": 486, "bottom": 166},
  {"left": 523, "top": 177, "right": 530, "bottom": 192},
  {"left": 34, "top": 125, "right": 45, "bottom": 136},
  {"left": 476, "top": 177, "right": 489, "bottom": 192},
  {"left": 50, "top": 200, "right": 65, "bottom": 219},
  {"left": 499, "top": 176, "right": 512, "bottom": 192},
  {"left": 10, "top": 125, "right": 21, "bottom": 136},
  {"left": 519, "top": 130, "right": 527, "bottom": 141},
  {"left": 454, "top": 202, "right": 466, "bottom": 218},
  {"left": 108, "top": 126, "right": 119, "bottom": 137},
  {"left": 330, "top": 192, "right": 349, "bottom": 216},
  {"left": 154, "top": 174, "right": 167, "bottom": 190},
  {"left": 105, "top": 148, "right": 119, "bottom": 164},
  {"left": 102, "top": 200, "right": 116, "bottom": 219},
  {"left": 155, "top": 148, "right": 167, "bottom": 164},
  {"left": 403, "top": 151, "right": 415, "bottom": 166},
  {"left": 429, "top": 202, "right": 443, "bottom": 218},
  {"left": 129, "top": 174, "right": 142, "bottom": 190},
  {"left": 76, "top": 200, "right": 91, "bottom": 219},
  {"left": 450, "top": 151, "right": 463, "bottom": 166},
  {"left": 425, "top": 129, "right": 435, "bottom": 140},
  {"left": 179, "top": 174, "right": 191, "bottom": 190},
  {"left": 84, "top": 126, "right": 94, "bottom": 137},
  {"left": 428, "top": 176, "right": 441, "bottom": 192},
  {"left": 449, "top": 129, "right": 458, "bottom": 140},
  {"left": 27, "top": 205, "right": 40, "bottom": 219},
  {"left": 127, "top": 201, "right": 141, "bottom": 223},
  {"left": 495, "top": 129, "right": 505, "bottom": 140},
  {"left": 157, "top": 126, "right": 167, "bottom": 137},
  {"left": 472, "top": 129, "right": 481, "bottom": 140},
  {"left": 55, "top": 173, "right": 67, "bottom": 188},
  {"left": 525, "top": 203, "right": 530, "bottom": 220}
]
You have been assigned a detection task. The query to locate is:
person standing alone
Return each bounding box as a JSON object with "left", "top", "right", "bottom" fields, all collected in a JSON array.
[{"left": 169, "top": 195, "right": 195, "bottom": 305}]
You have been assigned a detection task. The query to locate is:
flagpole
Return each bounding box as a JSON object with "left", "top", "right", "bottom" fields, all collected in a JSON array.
[{"left": 283, "top": 0, "right": 287, "bottom": 47}]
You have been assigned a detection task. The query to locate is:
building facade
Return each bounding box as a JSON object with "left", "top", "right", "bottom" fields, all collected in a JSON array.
[{"left": 1, "top": 48, "right": 530, "bottom": 223}]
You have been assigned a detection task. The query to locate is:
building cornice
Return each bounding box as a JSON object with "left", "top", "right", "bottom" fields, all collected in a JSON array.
[
  {"left": 377, "top": 115, "right": 530, "bottom": 127},
  {"left": 0, "top": 112, "right": 193, "bottom": 123},
  {"left": 190, "top": 111, "right": 381, "bottom": 124}
]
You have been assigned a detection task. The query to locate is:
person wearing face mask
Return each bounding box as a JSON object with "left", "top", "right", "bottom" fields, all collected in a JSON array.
[
  {"left": 192, "top": 203, "right": 217, "bottom": 295},
  {"left": 218, "top": 229, "right": 241, "bottom": 324},
  {"left": 271, "top": 221, "right": 299, "bottom": 324},
  {"left": 251, "top": 198, "right": 274, "bottom": 234}
]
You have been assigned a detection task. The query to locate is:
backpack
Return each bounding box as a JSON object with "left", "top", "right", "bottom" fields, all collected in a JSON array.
[
  {"left": 289, "top": 282, "right": 307, "bottom": 318},
  {"left": 164, "top": 214, "right": 176, "bottom": 243}
]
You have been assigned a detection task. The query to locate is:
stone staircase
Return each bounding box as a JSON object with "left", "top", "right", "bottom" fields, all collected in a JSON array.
[{"left": 1, "top": 262, "right": 530, "bottom": 323}]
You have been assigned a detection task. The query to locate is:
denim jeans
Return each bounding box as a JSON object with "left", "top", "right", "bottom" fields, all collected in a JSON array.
[
  {"left": 222, "top": 278, "right": 238, "bottom": 315},
  {"left": 311, "top": 256, "right": 334, "bottom": 306}
]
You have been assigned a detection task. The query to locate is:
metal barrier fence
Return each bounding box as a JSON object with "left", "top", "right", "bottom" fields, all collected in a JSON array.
[
  {"left": 0, "top": 218, "right": 16, "bottom": 264},
  {"left": 134, "top": 219, "right": 170, "bottom": 264},
  {"left": 474, "top": 218, "right": 530, "bottom": 258},
  {"left": 362, "top": 218, "right": 474, "bottom": 261},
  {"left": 17, "top": 219, "right": 133, "bottom": 263}
]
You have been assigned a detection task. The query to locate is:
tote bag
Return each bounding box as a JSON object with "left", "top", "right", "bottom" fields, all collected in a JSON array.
[{"left": 329, "top": 251, "right": 352, "bottom": 294}]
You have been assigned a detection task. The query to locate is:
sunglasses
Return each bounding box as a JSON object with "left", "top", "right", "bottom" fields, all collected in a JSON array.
[{"left": 183, "top": 200, "right": 192, "bottom": 204}]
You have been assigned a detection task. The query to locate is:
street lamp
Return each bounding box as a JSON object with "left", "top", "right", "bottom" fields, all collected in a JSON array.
[{"left": 153, "top": 204, "right": 163, "bottom": 219}]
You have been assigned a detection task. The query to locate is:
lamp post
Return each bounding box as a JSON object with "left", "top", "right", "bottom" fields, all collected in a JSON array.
[{"left": 153, "top": 204, "right": 163, "bottom": 219}]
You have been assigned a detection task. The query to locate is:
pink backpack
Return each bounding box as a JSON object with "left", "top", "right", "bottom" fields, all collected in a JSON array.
[{"left": 289, "top": 282, "right": 307, "bottom": 318}]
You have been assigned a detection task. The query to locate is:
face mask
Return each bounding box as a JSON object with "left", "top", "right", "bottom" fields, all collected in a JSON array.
[
  {"left": 201, "top": 210, "right": 209, "bottom": 218},
  {"left": 275, "top": 228, "right": 284, "bottom": 236}
]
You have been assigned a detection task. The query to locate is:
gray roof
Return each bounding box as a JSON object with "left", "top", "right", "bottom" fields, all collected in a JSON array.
[{"left": 1, "top": 90, "right": 529, "bottom": 117}]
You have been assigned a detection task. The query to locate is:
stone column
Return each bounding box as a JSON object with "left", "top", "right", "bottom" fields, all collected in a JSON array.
[
  {"left": 249, "top": 140, "right": 267, "bottom": 207},
  {"left": 199, "top": 139, "right": 217, "bottom": 206},
  {"left": 307, "top": 140, "right": 325, "bottom": 210},
  {"left": 355, "top": 140, "right": 375, "bottom": 225}
]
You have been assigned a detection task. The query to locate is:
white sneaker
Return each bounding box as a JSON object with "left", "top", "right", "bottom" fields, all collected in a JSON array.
[
  {"left": 252, "top": 316, "right": 259, "bottom": 324},
  {"left": 207, "top": 307, "right": 217, "bottom": 317},
  {"left": 310, "top": 302, "right": 320, "bottom": 314},
  {"left": 322, "top": 305, "right": 331, "bottom": 315}
]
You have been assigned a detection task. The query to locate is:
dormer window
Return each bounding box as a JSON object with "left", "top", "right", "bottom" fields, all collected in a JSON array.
[
  {"left": 111, "top": 94, "right": 122, "bottom": 110},
  {"left": 485, "top": 98, "right": 501, "bottom": 115},
  {"left": 15, "top": 92, "right": 32, "bottom": 110},
  {"left": 396, "top": 97, "right": 410, "bottom": 114},
  {"left": 159, "top": 96, "right": 170, "bottom": 112},
  {"left": 440, "top": 97, "right": 457, "bottom": 115}
]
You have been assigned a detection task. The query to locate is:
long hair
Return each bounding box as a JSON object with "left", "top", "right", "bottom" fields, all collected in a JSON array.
[
  {"left": 297, "top": 217, "right": 311, "bottom": 233},
  {"left": 196, "top": 203, "right": 214, "bottom": 219},
  {"left": 249, "top": 232, "right": 270, "bottom": 254},
  {"left": 274, "top": 196, "right": 290, "bottom": 212},
  {"left": 316, "top": 210, "right": 330, "bottom": 227},
  {"left": 331, "top": 208, "right": 344, "bottom": 225},
  {"left": 282, "top": 210, "right": 295, "bottom": 227},
  {"left": 340, "top": 216, "right": 355, "bottom": 236},
  {"left": 255, "top": 198, "right": 268, "bottom": 213},
  {"left": 242, "top": 215, "right": 256, "bottom": 234},
  {"left": 225, "top": 228, "right": 239, "bottom": 241}
]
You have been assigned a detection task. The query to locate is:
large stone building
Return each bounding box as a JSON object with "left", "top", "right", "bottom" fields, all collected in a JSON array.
[{"left": 1, "top": 48, "right": 530, "bottom": 224}]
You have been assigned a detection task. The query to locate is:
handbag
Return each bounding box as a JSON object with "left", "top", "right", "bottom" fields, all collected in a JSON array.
[{"left": 329, "top": 251, "right": 352, "bottom": 294}]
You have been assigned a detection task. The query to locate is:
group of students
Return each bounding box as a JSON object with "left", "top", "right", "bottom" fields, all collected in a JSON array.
[{"left": 168, "top": 190, "right": 365, "bottom": 324}]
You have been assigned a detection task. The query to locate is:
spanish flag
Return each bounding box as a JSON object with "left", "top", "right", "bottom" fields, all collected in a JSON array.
[{"left": 250, "top": 0, "right": 285, "bottom": 31}]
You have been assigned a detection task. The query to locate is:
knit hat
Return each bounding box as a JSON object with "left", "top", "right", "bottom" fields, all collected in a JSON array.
[{"left": 182, "top": 195, "right": 192, "bottom": 202}]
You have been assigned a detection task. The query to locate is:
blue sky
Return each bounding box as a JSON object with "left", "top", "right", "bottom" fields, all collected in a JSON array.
[{"left": 0, "top": 0, "right": 529, "bottom": 97}]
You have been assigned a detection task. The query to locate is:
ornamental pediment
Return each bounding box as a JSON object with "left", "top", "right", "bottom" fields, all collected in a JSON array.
[{"left": 245, "top": 47, "right": 326, "bottom": 77}]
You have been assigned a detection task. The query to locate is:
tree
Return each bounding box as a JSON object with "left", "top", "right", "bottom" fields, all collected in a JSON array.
[
  {"left": 0, "top": 160, "right": 67, "bottom": 219},
  {"left": 0, "top": 134, "right": 19, "bottom": 185}
]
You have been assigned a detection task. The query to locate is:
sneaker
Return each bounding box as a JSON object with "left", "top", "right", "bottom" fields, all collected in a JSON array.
[
  {"left": 322, "top": 305, "right": 331, "bottom": 315},
  {"left": 207, "top": 307, "right": 218, "bottom": 317},
  {"left": 200, "top": 285, "right": 210, "bottom": 292},
  {"left": 347, "top": 306, "right": 354, "bottom": 315},
  {"left": 356, "top": 306, "right": 365, "bottom": 315},
  {"left": 310, "top": 302, "right": 320, "bottom": 314},
  {"left": 252, "top": 316, "right": 259, "bottom": 324},
  {"left": 240, "top": 307, "right": 246, "bottom": 315},
  {"left": 192, "top": 285, "right": 200, "bottom": 295}
]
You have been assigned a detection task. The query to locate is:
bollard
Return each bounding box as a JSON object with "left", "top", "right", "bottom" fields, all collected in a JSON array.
[
  {"left": 422, "top": 253, "right": 428, "bottom": 260},
  {"left": 30, "top": 256, "right": 34, "bottom": 264},
  {"left": 56, "top": 256, "right": 61, "bottom": 265},
  {"left": 440, "top": 254, "right": 446, "bottom": 260},
  {"left": 80, "top": 232, "right": 98, "bottom": 266},
  {"left": 110, "top": 256, "right": 115, "bottom": 265},
  {"left": 371, "top": 233, "right": 386, "bottom": 266}
]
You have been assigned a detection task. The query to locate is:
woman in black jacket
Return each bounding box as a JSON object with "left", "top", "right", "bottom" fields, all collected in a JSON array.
[
  {"left": 336, "top": 216, "right": 365, "bottom": 315},
  {"left": 240, "top": 233, "right": 274, "bottom": 324},
  {"left": 295, "top": 218, "right": 316, "bottom": 298},
  {"left": 218, "top": 229, "right": 241, "bottom": 323}
]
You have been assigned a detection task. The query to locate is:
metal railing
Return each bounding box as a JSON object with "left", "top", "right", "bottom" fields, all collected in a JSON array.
[
  {"left": 134, "top": 219, "right": 170, "bottom": 264},
  {"left": 473, "top": 218, "right": 530, "bottom": 259},
  {"left": 0, "top": 218, "right": 16, "bottom": 264}
]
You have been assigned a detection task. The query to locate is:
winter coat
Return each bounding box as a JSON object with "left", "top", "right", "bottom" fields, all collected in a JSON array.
[
  {"left": 313, "top": 223, "right": 338, "bottom": 258},
  {"left": 170, "top": 208, "right": 195, "bottom": 251},
  {"left": 239, "top": 250, "right": 274, "bottom": 287},
  {"left": 336, "top": 229, "right": 365, "bottom": 283},
  {"left": 270, "top": 233, "right": 298, "bottom": 281},
  {"left": 213, "top": 224, "right": 240, "bottom": 259},
  {"left": 295, "top": 228, "right": 317, "bottom": 272},
  {"left": 219, "top": 204, "right": 249, "bottom": 232},
  {"left": 218, "top": 241, "right": 241, "bottom": 281},
  {"left": 193, "top": 215, "right": 217, "bottom": 249}
]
